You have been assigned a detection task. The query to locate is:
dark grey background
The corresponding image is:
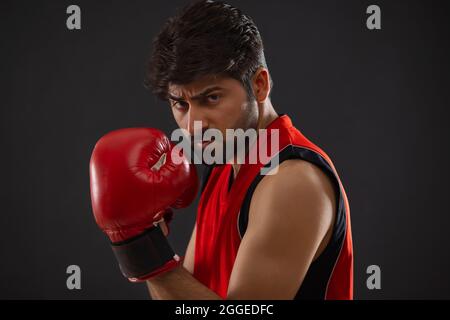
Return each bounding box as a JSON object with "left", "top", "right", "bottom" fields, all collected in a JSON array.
[{"left": 1, "top": 0, "right": 449, "bottom": 299}]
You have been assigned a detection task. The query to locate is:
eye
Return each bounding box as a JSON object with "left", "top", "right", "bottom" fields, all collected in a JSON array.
[
  {"left": 207, "top": 94, "right": 220, "bottom": 103},
  {"left": 171, "top": 100, "right": 189, "bottom": 111}
]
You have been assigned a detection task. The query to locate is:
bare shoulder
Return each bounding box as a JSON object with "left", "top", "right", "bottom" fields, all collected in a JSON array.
[
  {"left": 250, "top": 159, "right": 337, "bottom": 219},
  {"left": 247, "top": 159, "right": 337, "bottom": 250},
  {"left": 226, "top": 159, "right": 337, "bottom": 299}
]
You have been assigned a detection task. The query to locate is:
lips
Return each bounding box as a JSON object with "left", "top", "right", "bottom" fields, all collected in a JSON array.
[
  {"left": 192, "top": 137, "right": 215, "bottom": 149},
  {"left": 195, "top": 140, "right": 212, "bottom": 149},
  {"left": 202, "top": 141, "right": 212, "bottom": 148}
]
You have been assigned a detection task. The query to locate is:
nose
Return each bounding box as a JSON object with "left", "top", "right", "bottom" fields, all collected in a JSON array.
[{"left": 187, "top": 105, "right": 208, "bottom": 137}]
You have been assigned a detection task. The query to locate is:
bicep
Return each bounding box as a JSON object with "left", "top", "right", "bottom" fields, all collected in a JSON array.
[{"left": 226, "top": 161, "right": 335, "bottom": 300}]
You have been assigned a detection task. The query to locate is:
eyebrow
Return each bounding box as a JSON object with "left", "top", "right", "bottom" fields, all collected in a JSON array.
[{"left": 168, "top": 86, "right": 224, "bottom": 102}]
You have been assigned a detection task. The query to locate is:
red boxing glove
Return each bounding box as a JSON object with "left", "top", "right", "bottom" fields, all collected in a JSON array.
[{"left": 89, "top": 128, "right": 198, "bottom": 282}]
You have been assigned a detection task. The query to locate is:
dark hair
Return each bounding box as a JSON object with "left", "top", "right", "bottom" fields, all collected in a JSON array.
[{"left": 144, "top": 0, "right": 272, "bottom": 101}]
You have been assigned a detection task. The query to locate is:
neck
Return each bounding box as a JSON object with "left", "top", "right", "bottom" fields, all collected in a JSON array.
[{"left": 231, "top": 100, "right": 279, "bottom": 178}]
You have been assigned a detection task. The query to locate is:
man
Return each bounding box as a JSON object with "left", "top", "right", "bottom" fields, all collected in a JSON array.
[{"left": 90, "top": 0, "right": 353, "bottom": 300}]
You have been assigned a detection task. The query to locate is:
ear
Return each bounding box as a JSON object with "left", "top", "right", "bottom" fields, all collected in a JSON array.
[{"left": 252, "top": 68, "right": 271, "bottom": 103}]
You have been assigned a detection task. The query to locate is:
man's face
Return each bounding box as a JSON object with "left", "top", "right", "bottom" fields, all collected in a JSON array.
[{"left": 168, "top": 75, "right": 258, "bottom": 157}]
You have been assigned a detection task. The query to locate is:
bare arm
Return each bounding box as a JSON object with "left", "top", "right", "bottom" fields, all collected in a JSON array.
[
  {"left": 183, "top": 224, "right": 197, "bottom": 274},
  {"left": 226, "top": 160, "right": 336, "bottom": 299},
  {"left": 147, "top": 223, "right": 218, "bottom": 300},
  {"left": 147, "top": 159, "right": 335, "bottom": 300},
  {"left": 146, "top": 264, "right": 221, "bottom": 300}
]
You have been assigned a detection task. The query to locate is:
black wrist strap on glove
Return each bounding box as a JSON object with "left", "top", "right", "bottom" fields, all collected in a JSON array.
[{"left": 110, "top": 224, "right": 176, "bottom": 279}]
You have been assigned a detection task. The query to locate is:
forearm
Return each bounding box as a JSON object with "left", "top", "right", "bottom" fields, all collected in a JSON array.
[{"left": 146, "top": 265, "right": 222, "bottom": 300}]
